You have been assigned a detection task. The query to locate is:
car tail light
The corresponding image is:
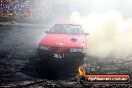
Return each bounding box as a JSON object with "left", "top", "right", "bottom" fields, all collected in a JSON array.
[
  {"left": 69, "top": 48, "right": 85, "bottom": 52},
  {"left": 40, "top": 46, "right": 49, "bottom": 50}
]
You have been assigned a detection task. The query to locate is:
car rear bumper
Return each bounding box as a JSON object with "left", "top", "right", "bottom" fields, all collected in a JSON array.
[
  {"left": 38, "top": 49, "right": 85, "bottom": 58},
  {"left": 37, "top": 48, "right": 85, "bottom": 61}
]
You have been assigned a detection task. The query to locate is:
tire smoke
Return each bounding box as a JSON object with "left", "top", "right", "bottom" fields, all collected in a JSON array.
[{"left": 70, "top": 10, "right": 132, "bottom": 59}]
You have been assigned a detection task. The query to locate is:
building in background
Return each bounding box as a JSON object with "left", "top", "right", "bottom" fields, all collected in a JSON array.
[
  {"left": 0, "top": 0, "right": 32, "bottom": 22},
  {"left": 0, "top": 0, "right": 72, "bottom": 23}
]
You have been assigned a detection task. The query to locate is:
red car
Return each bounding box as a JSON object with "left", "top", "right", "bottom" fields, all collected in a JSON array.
[
  {"left": 38, "top": 24, "right": 88, "bottom": 58},
  {"left": 37, "top": 24, "right": 88, "bottom": 79}
]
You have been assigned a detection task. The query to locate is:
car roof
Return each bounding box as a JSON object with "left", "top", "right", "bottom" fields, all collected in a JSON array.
[
  {"left": 56, "top": 20, "right": 81, "bottom": 25},
  {"left": 55, "top": 24, "right": 81, "bottom": 26}
]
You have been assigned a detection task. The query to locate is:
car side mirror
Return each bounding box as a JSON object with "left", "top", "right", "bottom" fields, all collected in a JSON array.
[
  {"left": 45, "top": 31, "right": 49, "bottom": 33},
  {"left": 85, "top": 33, "right": 89, "bottom": 36}
]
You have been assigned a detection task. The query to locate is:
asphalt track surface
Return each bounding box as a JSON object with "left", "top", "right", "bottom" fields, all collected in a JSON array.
[{"left": 0, "top": 25, "right": 132, "bottom": 87}]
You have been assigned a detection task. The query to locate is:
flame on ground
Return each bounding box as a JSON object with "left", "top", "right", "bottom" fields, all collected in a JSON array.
[{"left": 78, "top": 66, "right": 86, "bottom": 76}]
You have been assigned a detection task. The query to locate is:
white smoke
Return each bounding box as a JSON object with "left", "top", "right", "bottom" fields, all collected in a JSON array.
[{"left": 70, "top": 10, "right": 132, "bottom": 59}]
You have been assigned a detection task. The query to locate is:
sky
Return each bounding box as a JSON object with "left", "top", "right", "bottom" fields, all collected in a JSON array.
[
  {"left": 30, "top": 0, "right": 132, "bottom": 23},
  {"left": 69, "top": 0, "right": 132, "bottom": 16}
]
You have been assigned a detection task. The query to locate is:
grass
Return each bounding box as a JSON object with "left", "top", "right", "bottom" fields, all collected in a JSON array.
[
  {"left": 0, "top": 22, "right": 13, "bottom": 26},
  {"left": 0, "top": 22, "right": 42, "bottom": 27}
]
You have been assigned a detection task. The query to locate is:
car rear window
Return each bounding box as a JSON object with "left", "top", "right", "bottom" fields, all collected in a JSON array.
[{"left": 49, "top": 24, "right": 84, "bottom": 35}]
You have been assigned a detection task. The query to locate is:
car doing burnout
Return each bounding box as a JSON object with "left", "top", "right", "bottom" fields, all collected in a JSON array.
[{"left": 38, "top": 24, "right": 88, "bottom": 64}]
